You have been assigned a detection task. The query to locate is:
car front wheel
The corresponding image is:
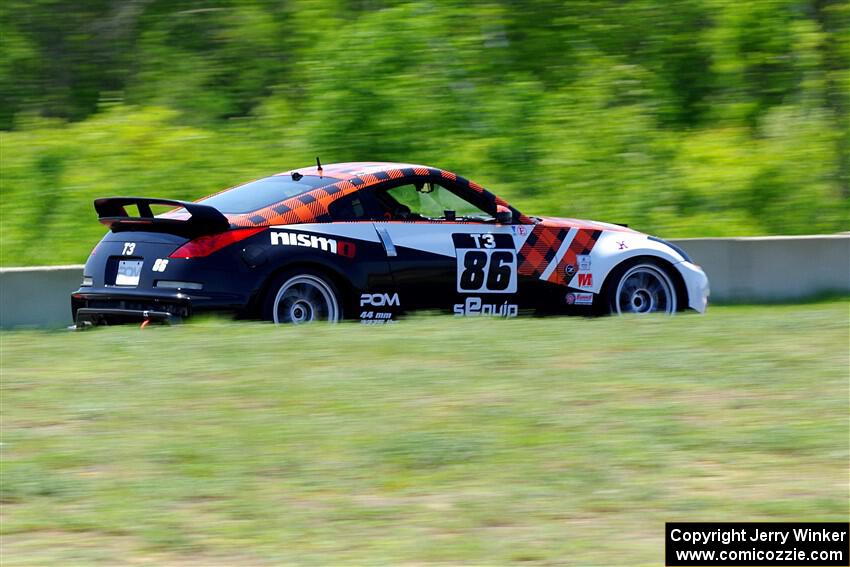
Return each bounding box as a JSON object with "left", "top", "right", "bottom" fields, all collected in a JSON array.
[{"left": 605, "top": 260, "right": 677, "bottom": 315}]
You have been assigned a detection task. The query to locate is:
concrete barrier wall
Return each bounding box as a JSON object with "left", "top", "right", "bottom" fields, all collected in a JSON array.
[
  {"left": 669, "top": 235, "right": 849, "bottom": 303},
  {"left": 0, "top": 265, "right": 84, "bottom": 329},
  {"left": 1, "top": 235, "right": 847, "bottom": 328}
]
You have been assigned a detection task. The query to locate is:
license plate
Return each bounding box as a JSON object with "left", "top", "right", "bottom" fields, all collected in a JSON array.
[{"left": 116, "top": 259, "right": 143, "bottom": 286}]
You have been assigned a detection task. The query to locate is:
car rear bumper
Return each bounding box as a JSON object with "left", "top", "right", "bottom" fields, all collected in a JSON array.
[
  {"left": 70, "top": 287, "right": 246, "bottom": 327},
  {"left": 74, "top": 307, "right": 181, "bottom": 328}
]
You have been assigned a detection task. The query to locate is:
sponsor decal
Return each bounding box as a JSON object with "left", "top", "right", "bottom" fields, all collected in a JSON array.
[
  {"left": 566, "top": 292, "right": 594, "bottom": 306},
  {"left": 511, "top": 225, "right": 528, "bottom": 236},
  {"left": 578, "top": 254, "right": 591, "bottom": 271},
  {"left": 360, "top": 311, "right": 396, "bottom": 324},
  {"left": 360, "top": 293, "right": 400, "bottom": 307},
  {"left": 564, "top": 263, "right": 577, "bottom": 278},
  {"left": 618, "top": 240, "right": 628, "bottom": 250},
  {"left": 577, "top": 273, "right": 593, "bottom": 287},
  {"left": 574, "top": 293, "right": 593, "bottom": 305},
  {"left": 453, "top": 297, "right": 518, "bottom": 318},
  {"left": 270, "top": 232, "right": 356, "bottom": 258}
]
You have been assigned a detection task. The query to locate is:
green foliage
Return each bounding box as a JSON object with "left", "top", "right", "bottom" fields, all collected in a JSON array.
[{"left": 1, "top": 1, "right": 848, "bottom": 265}]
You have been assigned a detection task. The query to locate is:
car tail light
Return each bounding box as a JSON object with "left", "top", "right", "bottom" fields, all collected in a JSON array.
[{"left": 169, "top": 228, "right": 264, "bottom": 259}]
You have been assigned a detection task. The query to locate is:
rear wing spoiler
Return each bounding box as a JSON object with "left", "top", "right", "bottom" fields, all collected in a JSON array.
[{"left": 94, "top": 197, "right": 230, "bottom": 237}]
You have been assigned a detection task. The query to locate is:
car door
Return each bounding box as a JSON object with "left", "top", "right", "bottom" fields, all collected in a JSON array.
[{"left": 371, "top": 181, "right": 533, "bottom": 315}]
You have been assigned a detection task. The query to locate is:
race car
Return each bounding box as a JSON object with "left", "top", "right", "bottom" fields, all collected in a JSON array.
[{"left": 71, "top": 161, "right": 709, "bottom": 326}]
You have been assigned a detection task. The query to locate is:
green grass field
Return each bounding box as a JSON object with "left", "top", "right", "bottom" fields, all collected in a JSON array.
[{"left": 1, "top": 302, "right": 848, "bottom": 565}]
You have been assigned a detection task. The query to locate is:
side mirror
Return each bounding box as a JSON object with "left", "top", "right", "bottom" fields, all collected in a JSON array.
[{"left": 495, "top": 207, "right": 513, "bottom": 224}]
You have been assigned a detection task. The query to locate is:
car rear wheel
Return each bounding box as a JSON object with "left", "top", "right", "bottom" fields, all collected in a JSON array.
[
  {"left": 264, "top": 271, "right": 341, "bottom": 324},
  {"left": 606, "top": 260, "right": 677, "bottom": 315}
]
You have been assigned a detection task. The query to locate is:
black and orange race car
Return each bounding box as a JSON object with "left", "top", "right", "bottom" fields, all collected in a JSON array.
[{"left": 71, "top": 161, "right": 708, "bottom": 327}]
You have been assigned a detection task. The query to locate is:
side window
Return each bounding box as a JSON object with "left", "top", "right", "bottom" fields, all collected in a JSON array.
[
  {"left": 327, "top": 181, "right": 496, "bottom": 222},
  {"left": 382, "top": 182, "right": 492, "bottom": 221},
  {"left": 327, "top": 193, "right": 385, "bottom": 221}
]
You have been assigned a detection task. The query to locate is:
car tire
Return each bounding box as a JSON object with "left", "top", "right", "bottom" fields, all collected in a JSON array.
[
  {"left": 603, "top": 258, "right": 678, "bottom": 315},
  {"left": 263, "top": 269, "right": 342, "bottom": 324}
]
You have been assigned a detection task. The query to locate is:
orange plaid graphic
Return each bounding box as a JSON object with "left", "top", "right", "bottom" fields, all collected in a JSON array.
[
  {"left": 517, "top": 226, "right": 571, "bottom": 278},
  {"left": 218, "top": 163, "right": 531, "bottom": 228},
  {"left": 547, "top": 229, "right": 603, "bottom": 284}
]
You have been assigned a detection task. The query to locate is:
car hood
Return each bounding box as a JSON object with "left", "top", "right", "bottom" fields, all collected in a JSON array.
[{"left": 536, "top": 216, "right": 641, "bottom": 234}]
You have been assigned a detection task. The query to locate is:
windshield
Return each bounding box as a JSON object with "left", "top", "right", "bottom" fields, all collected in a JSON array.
[{"left": 196, "top": 175, "right": 330, "bottom": 214}]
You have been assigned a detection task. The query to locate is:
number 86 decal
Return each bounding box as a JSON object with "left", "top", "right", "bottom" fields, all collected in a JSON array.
[{"left": 457, "top": 249, "right": 517, "bottom": 293}]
